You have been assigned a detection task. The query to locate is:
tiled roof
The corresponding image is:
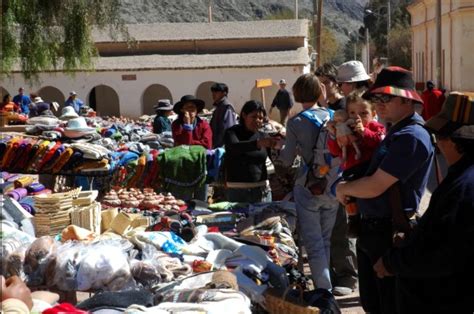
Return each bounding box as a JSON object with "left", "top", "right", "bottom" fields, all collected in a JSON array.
[{"left": 93, "top": 19, "right": 309, "bottom": 43}]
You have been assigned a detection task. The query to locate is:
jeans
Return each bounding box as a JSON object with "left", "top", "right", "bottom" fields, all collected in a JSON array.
[
  {"left": 225, "top": 185, "right": 272, "bottom": 203},
  {"left": 330, "top": 204, "right": 358, "bottom": 288},
  {"left": 294, "top": 185, "right": 338, "bottom": 290}
]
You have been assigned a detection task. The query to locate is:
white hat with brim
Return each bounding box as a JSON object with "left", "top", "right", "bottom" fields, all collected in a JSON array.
[
  {"left": 337, "top": 60, "right": 371, "bottom": 83},
  {"left": 60, "top": 106, "right": 79, "bottom": 120},
  {"left": 64, "top": 117, "right": 96, "bottom": 138}
]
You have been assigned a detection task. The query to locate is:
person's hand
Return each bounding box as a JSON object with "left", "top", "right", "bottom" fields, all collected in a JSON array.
[
  {"left": 183, "top": 111, "right": 196, "bottom": 124},
  {"left": 351, "top": 118, "right": 365, "bottom": 134},
  {"left": 335, "top": 181, "right": 350, "bottom": 205},
  {"left": 373, "top": 257, "right": 393, "bottom": 279},
  {"left": 1, "top": 276, "right": 33, "bottom": 310},
  {"left": 326, "top": 120, "right": 336, "bottom": 136},
  {"left": 257, "top": 137, "right": 277, "bottom": 149}
]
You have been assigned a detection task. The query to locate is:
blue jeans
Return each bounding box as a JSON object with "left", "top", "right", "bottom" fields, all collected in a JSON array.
[
  {"left": 225, "top": 185, "right": 272, "bottom": 203},
  {"left": 294, "top": 185, "right": 338, "bottom": 290}
]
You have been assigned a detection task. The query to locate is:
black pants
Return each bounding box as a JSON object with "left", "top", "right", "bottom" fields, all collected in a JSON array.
[{"left": 357, "top": 219, "right": 397, "bottom": 314}]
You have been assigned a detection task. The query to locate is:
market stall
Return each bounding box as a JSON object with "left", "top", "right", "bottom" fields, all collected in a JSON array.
[{"left": 0, "top": 111, "right": 336, "bottom": 314}]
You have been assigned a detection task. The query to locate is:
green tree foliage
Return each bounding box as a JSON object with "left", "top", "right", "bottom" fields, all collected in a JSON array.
[
  {"left": 320, "top": 26, "right": 343, "bottom": 65},
  {"left": 387, "top": 23, "right": 411, "bottom": 68},
  {"left": 364, "top": 0, "right": 412, "bottom": 68},
  {"left": 1, "top": 0, "right": 130, "bottom": 80}
]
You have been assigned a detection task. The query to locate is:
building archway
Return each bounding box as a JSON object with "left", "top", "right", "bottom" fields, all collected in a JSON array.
[
  {"left": 250, "top": 83, "right": 279, "bottom": 120},
  {"left": 195, "top": 81, "right": 217, "bottom": 110},
  {"left": 88, "top": 85, "right": 120, "bottom": 117},
  {"left": 142, "top": 84, "right": 173, "bottom": 115},
  {"left": 0, "top": 87, "right": 10, "bottom": 100},
  {"left": 38, "top": 86, "right": 65, "bottom": 114}
]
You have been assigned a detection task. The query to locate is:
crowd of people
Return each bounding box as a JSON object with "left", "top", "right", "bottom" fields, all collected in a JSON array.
[{"left": 1, "top": 58, "right": 473, "bottom": 313}]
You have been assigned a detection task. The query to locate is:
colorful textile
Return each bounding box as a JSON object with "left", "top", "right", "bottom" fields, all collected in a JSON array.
[{"left": 159, "top": 145, "right": 207, "bottom": 196}]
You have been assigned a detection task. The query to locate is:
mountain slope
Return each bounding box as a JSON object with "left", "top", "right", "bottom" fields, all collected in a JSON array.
[{"left": 119, "top": 0, "right": 369, "bottom": 44}]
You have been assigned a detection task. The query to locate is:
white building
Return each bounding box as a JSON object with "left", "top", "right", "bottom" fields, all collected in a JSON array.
[
  {"left": 1, "top": 20, "right": 310, "bottom": 118},
  {"left": 407, "top": 0, "right": 474, "bottom": 92}
]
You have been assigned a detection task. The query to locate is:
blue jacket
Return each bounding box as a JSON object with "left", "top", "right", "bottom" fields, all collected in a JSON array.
[{"left": 12, "top": 94, "right": 31, "bottom": 114}]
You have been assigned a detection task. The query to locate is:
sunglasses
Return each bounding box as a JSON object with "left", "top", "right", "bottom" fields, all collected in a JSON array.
[{"left": 370, "top": 94, "right": 396, "bottom": 104}]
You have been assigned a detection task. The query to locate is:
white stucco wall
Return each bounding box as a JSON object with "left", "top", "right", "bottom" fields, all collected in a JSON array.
[
  {"left": 408, "top": 1, "right": 474, "bottom": 92},
  {"left": 1, "top": 65, "right": 308, "bottom": 118}
]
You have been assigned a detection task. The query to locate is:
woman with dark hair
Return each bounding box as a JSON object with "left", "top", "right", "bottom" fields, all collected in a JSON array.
[
  {"left": 223, "top": 100, "right": 276, "bottom": 203},
  {"left": 171, "top": 95, "right": 212, "bottom": 149}
]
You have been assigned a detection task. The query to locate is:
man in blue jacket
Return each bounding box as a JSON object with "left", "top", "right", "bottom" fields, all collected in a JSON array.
[
  {"left": 12, "top": 87, "right": 31, "bottom": 114},
  {"left": 373, "top": 92, "right": 474, "bottom": 314}
]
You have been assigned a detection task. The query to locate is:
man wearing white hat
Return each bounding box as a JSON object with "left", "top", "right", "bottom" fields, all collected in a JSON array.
[
  {"left": 64, "top": 91, "right": 84, "bottom": 114},
  {"left": 270, "top": 79, "right": 294, "bottom": 125}
]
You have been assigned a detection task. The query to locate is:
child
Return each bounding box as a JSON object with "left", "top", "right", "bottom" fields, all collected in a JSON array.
[{"left": 327, "top": 90, "right": 385, "bottom": 235}]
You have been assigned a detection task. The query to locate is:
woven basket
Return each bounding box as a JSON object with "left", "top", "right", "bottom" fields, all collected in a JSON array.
[{"left": 264, "top": 284, "right": 320, "bottom": 314}]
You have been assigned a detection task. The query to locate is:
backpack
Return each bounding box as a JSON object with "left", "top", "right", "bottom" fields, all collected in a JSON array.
[{"left": 298, "top": 108, "right": 342, "bottom": 197}]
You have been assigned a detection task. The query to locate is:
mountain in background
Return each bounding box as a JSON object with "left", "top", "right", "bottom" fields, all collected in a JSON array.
[{"left": 119, "top": 0, "right": 369, "bottom": 46}]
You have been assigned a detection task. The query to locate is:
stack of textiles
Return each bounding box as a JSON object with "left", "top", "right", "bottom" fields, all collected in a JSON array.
[
  {"left": 33, "top": 188, "right": 81, "bottom": 236},
  {"left": 0, "top": 136, "right": 111, "bottom": 175}
]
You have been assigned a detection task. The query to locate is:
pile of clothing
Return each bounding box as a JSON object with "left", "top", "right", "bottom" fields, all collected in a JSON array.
[{"left": 0, "top": 136, "right": 111, "bottom": 174}]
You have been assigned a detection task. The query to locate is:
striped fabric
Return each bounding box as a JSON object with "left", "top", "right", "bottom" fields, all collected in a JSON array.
[{"left": 368, "top": 86, "right": 423, "bottom": 104}]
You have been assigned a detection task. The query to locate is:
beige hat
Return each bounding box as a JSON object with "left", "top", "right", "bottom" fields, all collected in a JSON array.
[{"left": 337, "top": 60, "right": 371, "bottom": 83}]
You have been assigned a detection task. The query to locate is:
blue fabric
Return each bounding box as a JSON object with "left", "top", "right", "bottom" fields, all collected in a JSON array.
[
  {"left": 118, "top": 151, "right": 140, "bottom": 167},
  {"left": 358, "top": 113, "right": 434, "bottom": 218},
  {"left": 207, "top": 147, "right": 225, "bottom": 180},
  {"left": 183, "top": 123, "right": 194, "bottom": 131},
  {"left": 64, "top": 98, "right": 84, "bottom": 114},
  {"left": 13, "top": 94, "right": 31, "bottom": 114}
]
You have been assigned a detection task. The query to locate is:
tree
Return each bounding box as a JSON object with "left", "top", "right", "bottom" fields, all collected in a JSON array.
[
  {"left": 364, "top": 0, "right": 412, "bottom": 67},
  {"left": 320, "top": 26, "right": 343, "bottom": 65},
  {"left": 387, "top": 23, "right": 411, "bottom": 68},
  {"left": 1, "top": 0, "right": 130, "bottom": 80}
]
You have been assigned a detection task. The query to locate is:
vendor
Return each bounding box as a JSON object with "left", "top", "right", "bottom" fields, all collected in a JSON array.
[
  {"left": 1, "top": 94, "right": 20, "bottom": 113},
  {"left": 171, "top": 95, "right": 212, "bottom": 149},
  {"left": 153, "top": 99, "right": 173, "bottom": 134},
  {"left": 223, "top": 100, "right": 277, "bottom": 203}
]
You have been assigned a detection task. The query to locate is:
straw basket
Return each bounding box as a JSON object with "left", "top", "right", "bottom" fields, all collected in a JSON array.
[{"left": 264, "top": 284, "right": 320, "bottom": 314}]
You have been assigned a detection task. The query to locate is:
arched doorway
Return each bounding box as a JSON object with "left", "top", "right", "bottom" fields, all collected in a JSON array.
[
  {"left": 0, "top": 87, "right": 10, "bottom": 100},
  {"left": 142, "top": 84, "right": 173, "bottom": 115},
  {"left": 38, "top": 86, "right": 65, "bottom": 115},
  {"left": 88, "top": 85, "right": 120, "bottom": 117},
  {"left": 250, "top": 83, "right": 279, "bottom": 120},
  {"left": 195, "top": 81, "right": 217, "bottom": 110}
]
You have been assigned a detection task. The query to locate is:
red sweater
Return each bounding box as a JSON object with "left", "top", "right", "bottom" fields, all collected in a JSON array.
[
  {"left": 421, "top": 89, "right": 445, "bottom": 121},
  {"left": 172, "top": 117, "right": 213, "bottom": 149},
  {"left": 328, "top": 120, "right": 385, "bottom": 170}
]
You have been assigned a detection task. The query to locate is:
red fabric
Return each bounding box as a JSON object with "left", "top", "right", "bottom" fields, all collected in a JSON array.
[
  {"left": 172, "top": 118, "right": 213, "bottom": 149},
  {"left": 328, "top": 120, "right": 385, "bottom": 170},
  {"left": 43, "top": 303, "right": 89, "bottom": 314},
  {"left": 421, "top": 89, "right": 445, "bottom": 121}
]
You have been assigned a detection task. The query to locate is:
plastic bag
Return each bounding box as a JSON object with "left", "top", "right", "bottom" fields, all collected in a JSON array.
[
  {"left": 24, "top": 236, "right": 58, "bottom": 286},
  {"left": 130, "top": 245, "right": 161, "bottom": 288},
  {"left": 53, "top": 240, "right": 135, "bottom": 291}
]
